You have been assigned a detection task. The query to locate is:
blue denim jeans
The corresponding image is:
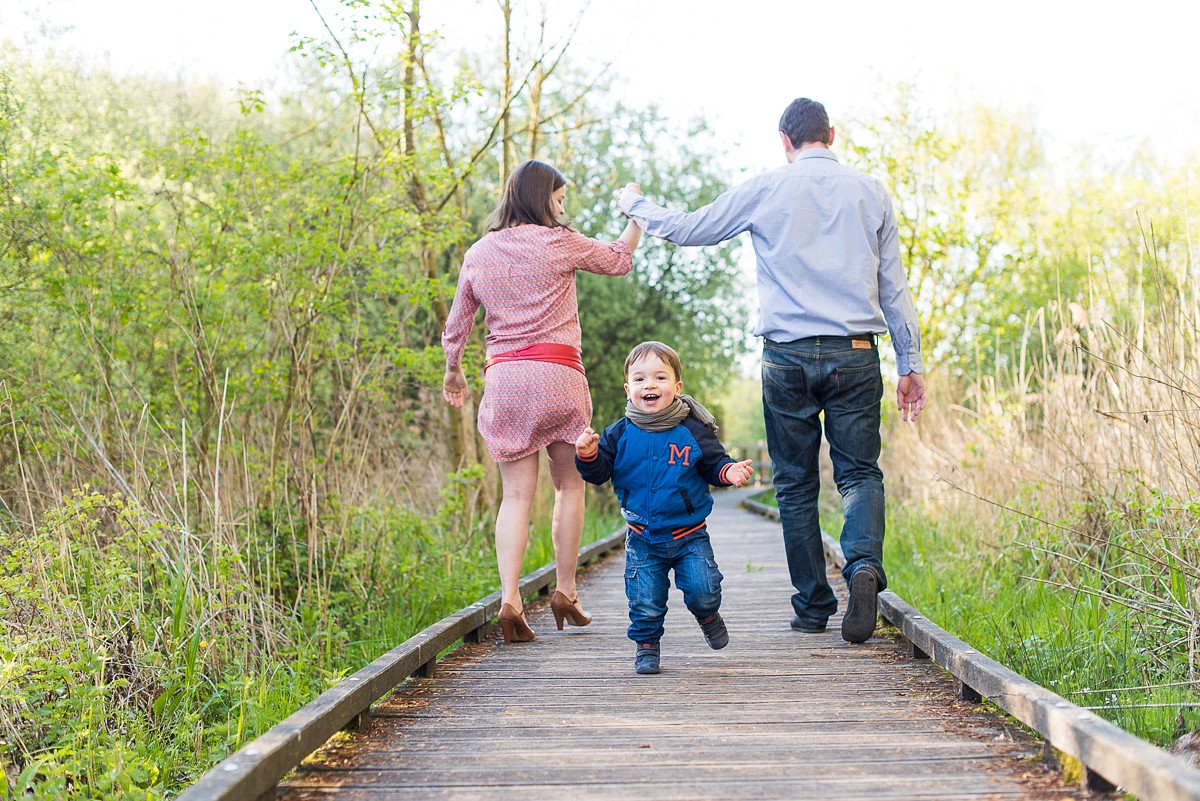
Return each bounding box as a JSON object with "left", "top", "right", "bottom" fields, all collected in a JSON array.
[
  {"left": 624, "top": 528, "right": 723, "bottom": 644},
  {"left": 761, "top": 336, "right": 888, "bottom": 625}
]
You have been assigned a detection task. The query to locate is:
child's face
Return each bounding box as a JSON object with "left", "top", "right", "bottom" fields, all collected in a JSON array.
[{"left": 624, "top": 353, "right": 682, "bottom": 414}]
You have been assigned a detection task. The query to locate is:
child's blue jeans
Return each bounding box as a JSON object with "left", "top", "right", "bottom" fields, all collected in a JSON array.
[{"left": 624, "top": 528, "right": 724, "bottom": 644}]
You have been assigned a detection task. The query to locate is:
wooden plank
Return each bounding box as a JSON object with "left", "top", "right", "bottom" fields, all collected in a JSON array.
[
  {"left": 273, "top": 489, "right": 1087, "bottom": 801},
  {"left": 286, "top": 757, "right": 1038, "bottom": 785},
  {"left": 269, "top": 779, "right": 1062, "bottom": 801}
]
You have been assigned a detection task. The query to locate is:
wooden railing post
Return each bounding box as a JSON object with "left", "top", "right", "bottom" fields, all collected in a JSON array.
[{"left": 414, "top": 655, "right": 437, "bottom": 678}]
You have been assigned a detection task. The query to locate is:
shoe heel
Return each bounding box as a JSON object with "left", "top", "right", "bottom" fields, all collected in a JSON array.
[
  {"left": 549, "top": 590, "right": 592, "bottom": 629},
  {"left": 497, "top": 602, "right": 535, "bottom": 643}
]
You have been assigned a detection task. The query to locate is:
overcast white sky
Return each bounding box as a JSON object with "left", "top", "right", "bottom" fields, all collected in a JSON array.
[{"left": 5, "top": 0, "right": 1200, "bottom": 176}]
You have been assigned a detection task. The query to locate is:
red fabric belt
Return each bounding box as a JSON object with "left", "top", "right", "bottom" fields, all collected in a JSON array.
[{"left": 484, "top": 343, "right": 585, "bottom": 374}]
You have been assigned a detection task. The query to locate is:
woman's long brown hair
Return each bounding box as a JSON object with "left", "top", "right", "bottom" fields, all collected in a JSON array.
[{"left": 486, "top": 160, "right": 570, "bottom": 231}]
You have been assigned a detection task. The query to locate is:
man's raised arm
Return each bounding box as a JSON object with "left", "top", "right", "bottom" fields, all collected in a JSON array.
[{"left": 618, "top": 181, "right": 758, "bottom": 247}]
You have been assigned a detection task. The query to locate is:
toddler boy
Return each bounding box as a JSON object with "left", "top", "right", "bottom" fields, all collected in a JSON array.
[{"left": 576, "top": 341, "right": 753, "bottom": 674}]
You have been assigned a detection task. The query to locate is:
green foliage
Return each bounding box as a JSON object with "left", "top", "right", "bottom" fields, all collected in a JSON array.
[
  {"left": 0, "top": 6, "right": 733, "bottom": 794},
  {"left": 840, "top": 85, "right": 1199, "bottom": 381},
  {"left": 568, "top": 111, "right": 749, "bottom": 426},
  {"left": 884, "top": 500, "right": 1200, "bottom": 747},
  {"left": 7, "top": 1, "right": 1196, "bottom": 793},
  {"left": 713, "top": 375, "right": 766, "bottom": 446},
  {"left": 841, "top": 86, "right": 1042, "bottom": 372},
  {"left": 0, "top": 477, "right": 620, "bottom": 798},
  {"left": 0, "top": 48, "right": 464, "bottom": 516},
  {"left": 1, "top": 489, "right": 216, "bottom": 797}
]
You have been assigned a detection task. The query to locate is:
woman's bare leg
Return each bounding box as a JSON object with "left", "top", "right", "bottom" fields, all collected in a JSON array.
[
  {"left": 496, "top": 453, "right": 539, "bottom": 611},
  {"left": 546, "top": 441, "right": 586, "bottom": 598}
]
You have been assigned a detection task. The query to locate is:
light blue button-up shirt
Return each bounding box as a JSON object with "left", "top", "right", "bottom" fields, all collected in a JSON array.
[{"left": 620, "top": 148, "right": 924, "bottom": 375}]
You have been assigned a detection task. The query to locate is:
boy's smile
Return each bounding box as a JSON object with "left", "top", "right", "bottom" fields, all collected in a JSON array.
[{"left": 625, "top": 353, "right": 682, "bottom": 414}]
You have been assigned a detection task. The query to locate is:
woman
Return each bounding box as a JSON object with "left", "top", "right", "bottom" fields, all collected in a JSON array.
[{"left": 442, "top": 159, "right": 642, "bottom": 643}]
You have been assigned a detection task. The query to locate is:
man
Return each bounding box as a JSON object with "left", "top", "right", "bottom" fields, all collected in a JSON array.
[{"left": 618, "top": 97, "right": 926, "bottom": 644}]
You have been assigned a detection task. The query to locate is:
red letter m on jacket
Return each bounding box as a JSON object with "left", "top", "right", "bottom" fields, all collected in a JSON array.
[{"left": 668, "top": 444, "right": 691, "bottom": 466}]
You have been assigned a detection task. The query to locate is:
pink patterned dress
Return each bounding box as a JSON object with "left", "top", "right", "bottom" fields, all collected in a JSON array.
[{"left": 442, "top": 225, "right": 633, "bottom": 462}]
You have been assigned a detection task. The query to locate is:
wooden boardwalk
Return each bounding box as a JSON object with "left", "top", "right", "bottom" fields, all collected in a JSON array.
[{"left": 274, "top": 489, "right": 1097, "bottom": 800}]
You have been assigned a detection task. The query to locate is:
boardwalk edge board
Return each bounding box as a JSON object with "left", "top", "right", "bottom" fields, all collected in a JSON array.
[
  {"left": 176, "top": 528, "right": 626, "bottom": 801},
  {"left": 741, "top": 496, "right": 1200, "bottom": 801}
]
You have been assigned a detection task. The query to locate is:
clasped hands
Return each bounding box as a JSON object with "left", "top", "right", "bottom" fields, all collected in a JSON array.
[{"left": 617, "top": 182, "right": 642, "bottom": 216}]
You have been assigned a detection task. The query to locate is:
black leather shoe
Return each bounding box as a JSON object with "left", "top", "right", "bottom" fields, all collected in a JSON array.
[
  {"left": 841, "top": 570, "right": 879, "bottom": 643},
  {"left": 790, "top": 615, "right": 827, "bottom": 633}
]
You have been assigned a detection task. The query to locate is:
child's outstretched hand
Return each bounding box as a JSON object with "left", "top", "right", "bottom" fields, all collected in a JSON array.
[
  {"left": 725, "top": 459, "right": 755, "bottom": 487},
  {"left": 575, "top": 427, "right": 599, "bottom": 458}
]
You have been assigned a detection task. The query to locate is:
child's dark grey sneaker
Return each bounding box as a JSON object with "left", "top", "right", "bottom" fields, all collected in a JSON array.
[
  {"left": 698, "top": 612, "right": 729, "bottom": 650},
  {"left": 841, "top": 569, "right": 879, "bottom": 643},
  {"left": 634, "top": 642, "right": 661, "bottom": 674}
]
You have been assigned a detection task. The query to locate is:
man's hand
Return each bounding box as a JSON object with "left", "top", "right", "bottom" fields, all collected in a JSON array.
[
  {"left": 443, "top": 367, "right": 468, "bottom": 408},
  {"left": 896, "top": 372, "right": 926, "bottom": 422},
  {"left": 724, "top": 459, "right": 755, "bottom": 487},
  {"left": 575, "top": 427, "right": 599, "bottom": 458},
  {"left": 617, "top": 182, "right": 642, "bottom": 215}
]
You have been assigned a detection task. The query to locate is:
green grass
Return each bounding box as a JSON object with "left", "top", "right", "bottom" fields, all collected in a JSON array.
[
  {"left": 884, "top": 503, "right": 1198, "bottom": 747},
  {"left": 0, "top": 482, "right": 623, "bottom": 800}
]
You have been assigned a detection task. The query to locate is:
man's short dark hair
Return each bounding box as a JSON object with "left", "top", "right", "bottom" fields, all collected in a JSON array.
[{"left": 778, "top": 98, "right": 831, "bottom": 147}]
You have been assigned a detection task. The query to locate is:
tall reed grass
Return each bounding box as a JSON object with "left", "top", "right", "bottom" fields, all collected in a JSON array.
[
  {"left": 0, "top": 392, "right": 620, "bottom": 799},
  {"left": 881, "top": 271, "right": 1200, "bottom": 747}
]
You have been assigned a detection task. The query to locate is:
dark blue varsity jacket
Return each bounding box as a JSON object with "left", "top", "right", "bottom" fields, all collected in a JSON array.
[{"left": 575, "top": 414, "right": 736, "bottom": 543}]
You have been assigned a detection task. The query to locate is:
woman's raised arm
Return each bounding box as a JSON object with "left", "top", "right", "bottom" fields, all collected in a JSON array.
[{"left": 618, "top": 218, "right": 642, "bottom": 253}]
